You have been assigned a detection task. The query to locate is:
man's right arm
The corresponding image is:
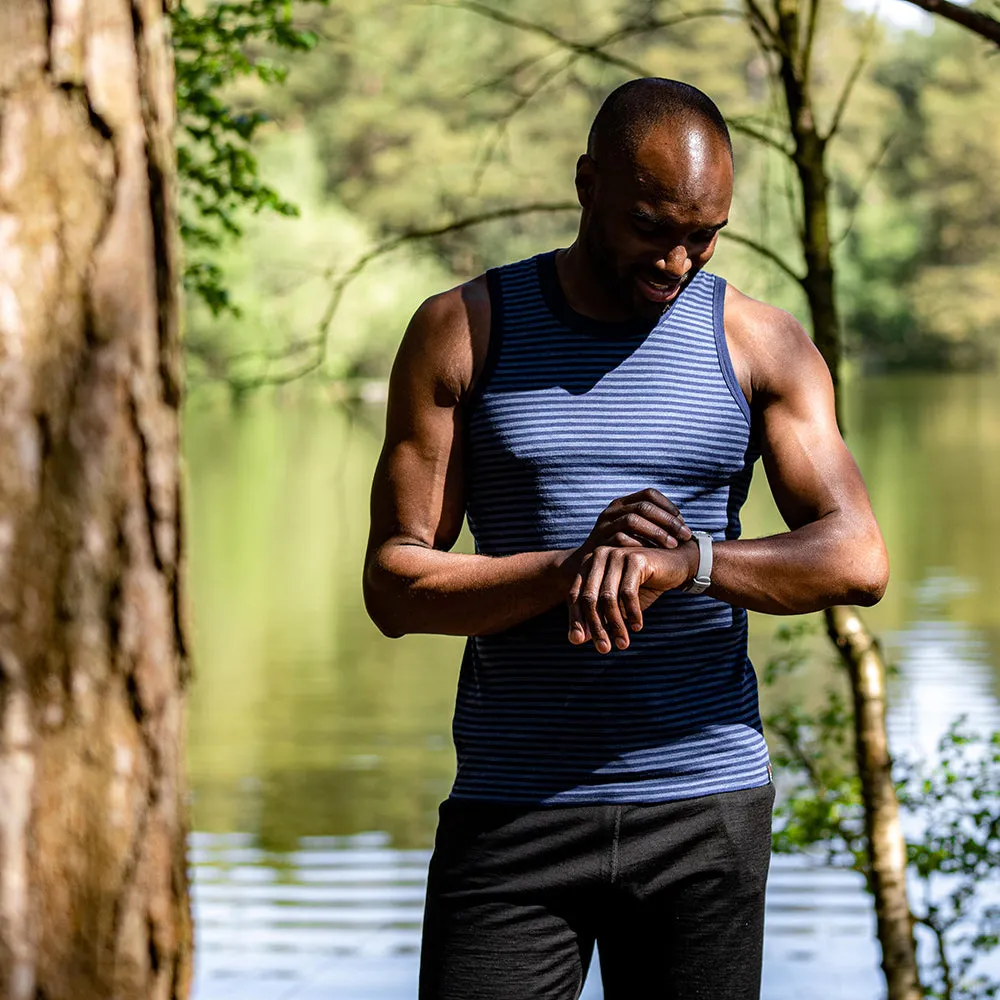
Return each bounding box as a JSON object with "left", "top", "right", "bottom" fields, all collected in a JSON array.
[
  {"left": 363, "top": 280, "right": 690, "bottom": 639},
  {"left": 363, "top": 279, "right": 579, "bottom": 638}
]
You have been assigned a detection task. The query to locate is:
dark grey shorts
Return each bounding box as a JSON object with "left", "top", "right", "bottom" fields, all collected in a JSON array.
[{"left": 419, "top": 782, "right": 776, "bottom": 999}]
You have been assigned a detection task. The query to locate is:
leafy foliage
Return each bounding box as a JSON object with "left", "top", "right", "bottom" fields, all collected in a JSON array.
[
  {"left": 172, "top": 0, "right": 328, "bottom": 315},
  {"left": 764, "top": 625, "right": 1000, "bottom": 999},
  {"left": 177, "top": 0, "right": 1000, "bottom": 384}
]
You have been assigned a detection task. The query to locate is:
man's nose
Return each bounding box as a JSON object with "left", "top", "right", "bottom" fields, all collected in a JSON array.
[{"left": 654, "top": 245, "right": 691, "bottom": 280}]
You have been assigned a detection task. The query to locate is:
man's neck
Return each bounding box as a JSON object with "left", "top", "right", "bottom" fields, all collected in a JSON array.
[{"left": 554, "top": 242, "right": 637, "bottom": 324}]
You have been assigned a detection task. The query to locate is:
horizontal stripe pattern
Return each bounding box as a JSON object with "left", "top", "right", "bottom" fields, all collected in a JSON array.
[{"left": 453, "top": 252, "right": 767, "bottom": 804}]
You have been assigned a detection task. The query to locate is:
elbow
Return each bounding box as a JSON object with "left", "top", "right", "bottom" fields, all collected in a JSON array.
[
  {"left": 840, "top": 535, "right": 889, "bottom": 608},
  {"left": 363, "top": 560, "right": 408, "bottom": 639}
]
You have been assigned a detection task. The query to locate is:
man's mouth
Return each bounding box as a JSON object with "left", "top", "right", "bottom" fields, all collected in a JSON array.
[{"left": 635, "top": 273, "right": 682, "bottom": 304}]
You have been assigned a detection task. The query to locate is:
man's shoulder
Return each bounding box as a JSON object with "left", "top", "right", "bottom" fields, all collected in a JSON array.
[
  {"left": 721, "top": 282, "right": 826, "bottom": 401},
  {"left": 398, "top": 275, "right": 492, "bottom": 401},
  {"left": 413, "top": 249, "right": 550, "bottom": 327},
  {"left": 413, "top": 273, "right": 490, "bottom": 334},
  {"left": 722, "top": 282, "right": 807, "bottom": 349}
]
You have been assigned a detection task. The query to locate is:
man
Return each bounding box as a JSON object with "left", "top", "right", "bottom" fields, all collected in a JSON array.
[{"left": 364, "top": 78, "right": 887, "bottom": 999}]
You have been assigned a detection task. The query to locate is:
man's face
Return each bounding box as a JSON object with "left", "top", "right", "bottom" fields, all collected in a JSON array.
[{"left": 578, "top": 123, "right": 734, "bottom": 322}]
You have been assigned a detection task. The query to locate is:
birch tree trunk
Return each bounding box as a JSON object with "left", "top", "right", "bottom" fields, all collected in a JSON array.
[
  {"left": 0, "top": 2, "right": 192, "bottom": 998},
  {"left": 828, "top": 606, "right": 918, "bottom": 1000},
  {"left": 745, "top": 3, "right": 923, "bottom": 997}
]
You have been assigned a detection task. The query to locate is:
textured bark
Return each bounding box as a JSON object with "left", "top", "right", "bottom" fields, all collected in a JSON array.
[
  {"left": 827, "top": 606, "right": 921, "bottom": 1000},
  {"left": 770, "top": 0, "right": 842, "bottom": 406},
  {"left": 745, "top": 4, "right": 922, "bottom": 999},
  {"left": 0, "top": 2, "right": 191, "bottom": 999}
]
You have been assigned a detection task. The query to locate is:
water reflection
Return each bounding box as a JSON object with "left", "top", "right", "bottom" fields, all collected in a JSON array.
[
  {"left": 191, "top": 834, "right": 880, "bottom": 1000},
  {"left": 185, "top": 373, "right": 1000, "bottom": 999}
]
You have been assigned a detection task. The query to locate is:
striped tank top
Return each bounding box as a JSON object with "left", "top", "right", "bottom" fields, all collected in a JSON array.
[{"left": 452, "top": 250, "right": 770, "bottom": 804}]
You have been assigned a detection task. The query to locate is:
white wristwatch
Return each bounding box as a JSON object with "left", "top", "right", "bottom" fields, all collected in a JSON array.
[{"left": 682, "top": 531, "right": 713, "bottom": 595}]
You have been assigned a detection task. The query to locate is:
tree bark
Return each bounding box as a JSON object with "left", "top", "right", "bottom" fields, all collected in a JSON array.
[
  {"left": 749, "top": 3, "right": 922, "bottom": 998},
  {"left": 0, "top": 2, "right": 191, "bottom": 999},
  {"left": 769, "top": 0, "right": 843, "bottom": 406},
  {"left": 827, "top": 606, "right": 921, "bottom": 1000}
]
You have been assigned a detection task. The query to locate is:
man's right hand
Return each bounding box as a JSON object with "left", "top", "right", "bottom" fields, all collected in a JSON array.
[{"left": 569, "top": 488, "right": 691, "bottom": 573}]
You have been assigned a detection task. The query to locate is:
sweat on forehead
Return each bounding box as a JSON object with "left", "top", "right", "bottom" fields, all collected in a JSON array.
[{"left": 587, "top": 78, "right": 733, "bottom": 167}]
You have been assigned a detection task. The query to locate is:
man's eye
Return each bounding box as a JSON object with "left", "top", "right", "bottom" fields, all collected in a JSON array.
[
  {"left": 631, "top": 218, "right": 659, "bottom": 235},
  {"left": 690, "top": 230, "right": 715, "bottom": 245}
]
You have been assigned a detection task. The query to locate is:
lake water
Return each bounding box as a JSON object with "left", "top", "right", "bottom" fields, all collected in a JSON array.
[{"left": 183, "top": 372, "right": 1000, "bottom": 999}]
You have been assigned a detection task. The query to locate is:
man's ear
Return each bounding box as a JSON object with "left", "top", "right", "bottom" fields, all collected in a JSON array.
[{"left": 575, "top": 154, "right": 597, "bottom": 210}]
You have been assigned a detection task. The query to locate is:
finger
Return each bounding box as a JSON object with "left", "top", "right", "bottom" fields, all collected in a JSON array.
[
  {"left": 579, "top": 547, "right": 612, "bottom": 655},
  {"left": 568, "top": 574, "right": 589, "bottom": 645},
  {"left": 632, "top": 501, "right": 692, "bottom": 541},
  {"left": 610, "top": 513, "right": 677, "bottom": 548},
  {"left": 612, "top": 532, "right": 644, "bottom": 547},
  {"left": 640, "top": 488, "right": 683, "bottom": 518},
  {"left": 618, "top": 488, "right": 682, "bottom": 518},
  {"left": 613, "top": 505, "right": 691, "bottom": 546},
  {"left": 620, "top": 554, "right": 645, "bottom": 633},
  {"left": 597, "top": 552, "right": 630, "bottom": 651}
]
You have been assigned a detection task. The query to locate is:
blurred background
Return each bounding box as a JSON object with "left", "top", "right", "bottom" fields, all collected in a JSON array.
[{"left": 177, "top": 1, "right": 1000, "bottom": 997}]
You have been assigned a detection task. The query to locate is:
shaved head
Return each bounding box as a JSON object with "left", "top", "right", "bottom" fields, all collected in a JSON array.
[
  {"left": 587, "top": 78, "right": 733, "bottom": 167},
  {"left": 564, "top": 77, "right": 734, "bottom": 324}
]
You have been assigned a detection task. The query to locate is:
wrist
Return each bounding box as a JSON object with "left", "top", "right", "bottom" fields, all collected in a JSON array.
[
  {"left": 680, "top": 538, "right": 701, "bottom": 584},
  {"left": 645, "top": 542, "right": 699, "bottom": 592},
  {"left": 555, "top": 547, "right": 580, "bottom": 587}
]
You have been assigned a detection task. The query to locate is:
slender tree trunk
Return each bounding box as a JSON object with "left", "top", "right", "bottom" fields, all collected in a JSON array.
[
  {"left": 771, "top": 1, "right": 842, "bottom": 402},
  {"left": 793, "top": 134, "right": 841, "bottom": 405},
  {"left": 755, "top": 3, "right": 922, "bottom": 998},
  {"left": 0, "top": 3, "right": 191, "bottom": 999},
  {"left": 827, "top": 607, "right": 920, "bottom": 1000}
]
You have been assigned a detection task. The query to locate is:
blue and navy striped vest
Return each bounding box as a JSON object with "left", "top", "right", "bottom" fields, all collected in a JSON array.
[{"left": 451, "top": 250, "right": 770, "bottom": 804}]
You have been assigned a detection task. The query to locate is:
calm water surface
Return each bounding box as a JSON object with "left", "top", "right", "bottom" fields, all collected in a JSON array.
[{"left": 184, "top": 373, "right": 1000, "bottom": 999}]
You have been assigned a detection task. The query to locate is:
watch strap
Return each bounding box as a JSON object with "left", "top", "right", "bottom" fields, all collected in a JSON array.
[{"left": 682, "top": 531, "right": 713, "bottom": 595}]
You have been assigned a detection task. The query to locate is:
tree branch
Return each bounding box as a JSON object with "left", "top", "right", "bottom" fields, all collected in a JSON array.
[
  {"left": 833, "top": 129, "right": 896, "bottom": 247},
  {"left": 824, "top": 9, "right": 878, "bottom": 142},
  {"left": 191, "top": 202, "right": 579, "bottom": 392},
  {"left": 744, "top": 0, "right": 784, "bottom": 52},
  {"left": 314, "top": 201, "right": 578, "bottom": 340},
  {"left": 724, "top": 230, "right": 804, "bottom": 284},
  {"left": 442, "top": 1, "right": 650, "bottom": 77},
  {"left": 472, "top": 52, "right": 580, "bottom": 190},
  {"left": 727, "top": 116, "right": 795, "bottom": 157},
  {"left": 900, "top": 0, "right": 1000, "bottom": 46},
  {"left": 770, "top": 717, "right": 868, "bottom": 877},
  {"left": 802, "top": 0, "right": 821, "bottom": 81},
  {"left": 449, "top": 2, "right": 793, "bottom": 163},
  {"left": 913, "top": 913, "right": 956, "bottom": 1000}
]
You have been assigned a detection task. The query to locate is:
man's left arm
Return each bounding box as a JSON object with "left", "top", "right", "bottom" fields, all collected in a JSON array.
[
  {"left": 699, "top": 300, "right": 888, "bottom": 615},
  {"left": 568, "top": 302, "right": 889, "bottom": 652}
]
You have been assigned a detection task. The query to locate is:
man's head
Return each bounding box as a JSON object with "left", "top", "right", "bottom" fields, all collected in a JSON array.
[{"left": 576, "top": 78, "right": 734, "bottom": 322}]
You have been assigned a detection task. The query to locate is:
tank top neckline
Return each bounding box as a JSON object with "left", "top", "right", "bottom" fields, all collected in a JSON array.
[{"left": 536, "top": 249, "right": 700, "bottom": 341}]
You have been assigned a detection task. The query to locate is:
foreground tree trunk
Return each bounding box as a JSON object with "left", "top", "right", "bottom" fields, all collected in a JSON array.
[{"left": 0, "top": 3, "right": 191, "bottom": 999}]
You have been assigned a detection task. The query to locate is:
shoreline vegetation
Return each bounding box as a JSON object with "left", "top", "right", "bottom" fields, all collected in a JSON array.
[{"left": 183, "top": 2, "right": 1000, "bottom": 398}]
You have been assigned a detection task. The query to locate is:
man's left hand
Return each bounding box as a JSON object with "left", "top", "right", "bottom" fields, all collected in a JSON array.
[{"left": 567, "top": 543, "right": 699, "bottom": 654}]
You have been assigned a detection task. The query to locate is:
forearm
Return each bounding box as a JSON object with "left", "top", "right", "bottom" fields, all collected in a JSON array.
[
  {"left": 364, "top": 542, "right": 575, "bottom": 638},
  {"left": 704, "top": 515, "right": 888, "bottom": 615}
]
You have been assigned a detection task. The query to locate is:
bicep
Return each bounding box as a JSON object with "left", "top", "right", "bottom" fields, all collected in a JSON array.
[
  {"left": 758, "top": 334, "right": 872, "bottom": 532},
  {"left": 367, "top": 302, "right": 470, "bottom": 559}
]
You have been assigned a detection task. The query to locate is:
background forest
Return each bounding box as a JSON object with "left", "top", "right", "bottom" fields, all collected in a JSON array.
[
  {"left": 181, "top": 0, "right": 1000, "bottom": 392},
  {"left": 171, "top": 4, "right": 1000, "bottom": 999},
  {"left": 3, "top": 2, "right": 999, "bottom": 999}
]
